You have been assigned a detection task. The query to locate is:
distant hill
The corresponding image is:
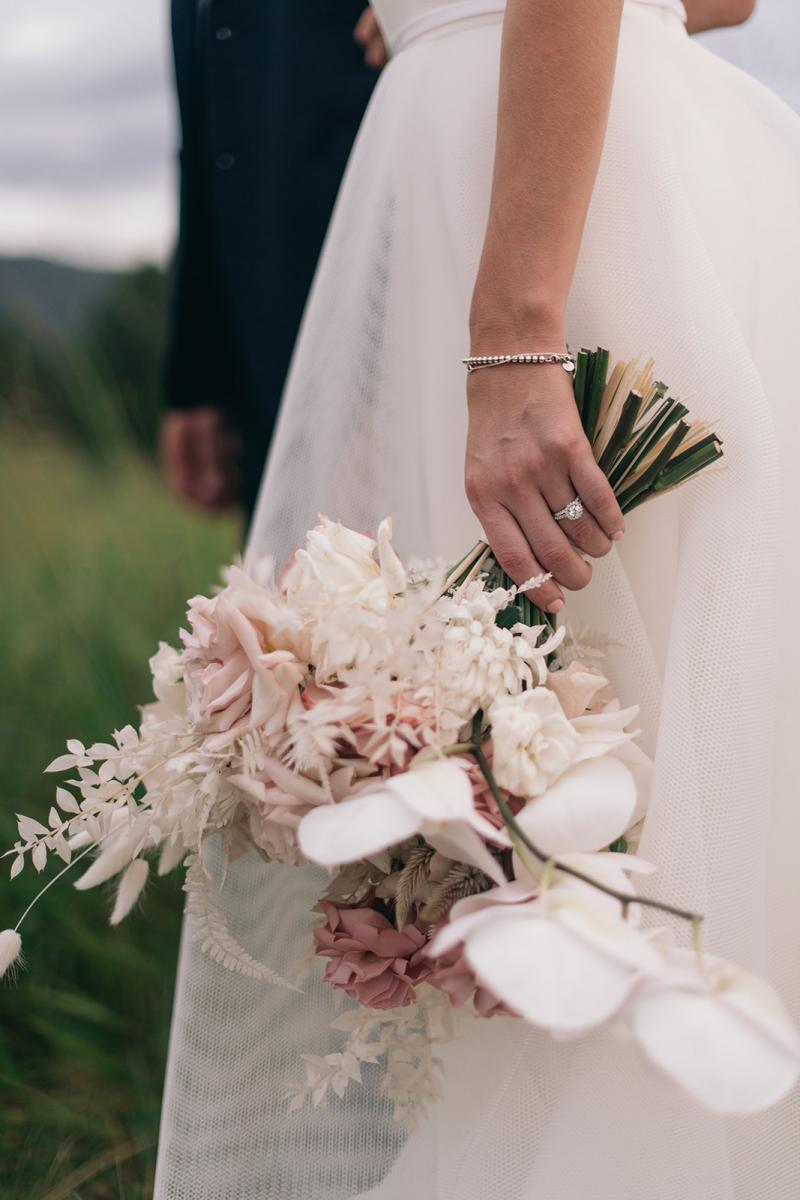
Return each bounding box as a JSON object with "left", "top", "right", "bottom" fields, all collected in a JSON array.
[{"left": 0, "top": 256, "right": 120, "bottom": 341}]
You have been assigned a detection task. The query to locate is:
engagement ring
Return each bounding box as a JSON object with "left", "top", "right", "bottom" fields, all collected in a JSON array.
[{"left": 553, "top": 496, "right": 585, "bottom": 522}]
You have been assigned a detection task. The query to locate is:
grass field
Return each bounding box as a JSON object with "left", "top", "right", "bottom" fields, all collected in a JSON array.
[{"left": 0, "top": 428, "right": 239, "bottom": 1199}]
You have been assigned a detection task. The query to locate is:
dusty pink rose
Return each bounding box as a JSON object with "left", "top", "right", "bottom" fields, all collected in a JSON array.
[
  {"left": 181, "top": 568, "right": 306, "bottom": 748},
  {"left": 427, "top": 943, "right": 512, "bottom": 1019},
  {"left": 314, "top": 901, "right": 431, "bottom": 1009}
]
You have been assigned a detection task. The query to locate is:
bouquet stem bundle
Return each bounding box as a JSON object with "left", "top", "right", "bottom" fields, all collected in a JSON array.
[{"left": 575, "top": 347, "right": 724, "bottom": 513}]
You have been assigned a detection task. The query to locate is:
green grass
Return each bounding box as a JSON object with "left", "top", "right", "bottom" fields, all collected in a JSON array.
[{"left": 0, "top": 428, "right": 239, "bottom": 1199}]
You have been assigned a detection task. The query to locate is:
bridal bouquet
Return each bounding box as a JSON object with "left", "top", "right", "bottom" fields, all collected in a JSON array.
[{"left": 4, "top": 351, "right": 797, "bottom": 1126}]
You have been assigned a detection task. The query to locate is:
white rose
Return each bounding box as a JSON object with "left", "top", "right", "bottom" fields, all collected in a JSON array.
[
  {"left": 488, "top": 688, "right": 580, "bottom": 798},
  {"left": 282, "top": 516, "right": 406, "bottom": 610}
]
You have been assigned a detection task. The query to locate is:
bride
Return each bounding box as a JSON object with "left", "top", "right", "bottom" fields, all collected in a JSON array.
[{"left": 155, "top": 2, "right": 800, "bottom": 1197}]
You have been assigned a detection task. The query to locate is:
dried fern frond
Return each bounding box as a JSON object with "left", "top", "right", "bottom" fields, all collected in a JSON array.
[
  {"left": 184, "top": 855, "right": 300, "bottom": 990},
  {"left": 395, "top": 844, "right": 435, "bottom": 928},
  {"left": 421, "top": 864, "right": 491, "bottom": 923}
]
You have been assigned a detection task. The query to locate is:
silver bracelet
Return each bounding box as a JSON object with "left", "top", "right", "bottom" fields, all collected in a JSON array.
[{"left": 463, "top": 351, "right": 576, "bottom": 374}]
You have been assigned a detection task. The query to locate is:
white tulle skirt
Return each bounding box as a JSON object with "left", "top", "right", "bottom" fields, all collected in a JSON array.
[{"left": 155, "top": 3, "right": 800, "bottom": 1197}]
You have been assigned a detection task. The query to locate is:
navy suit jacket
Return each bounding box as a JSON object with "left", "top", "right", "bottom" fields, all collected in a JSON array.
[{"left": 167, "top": 0, "right": 375, "bottom": 510}]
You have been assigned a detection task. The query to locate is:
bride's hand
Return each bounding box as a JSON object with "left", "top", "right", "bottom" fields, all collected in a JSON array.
[
  {"left": 462, "top": 0, "right": 629, "bottom": 614},
  {"left": 465, "top": 362, "right": 625, "bottom": 613}
]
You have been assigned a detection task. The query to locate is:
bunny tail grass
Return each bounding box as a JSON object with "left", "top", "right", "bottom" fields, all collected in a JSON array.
[{"left": 0, "top": 929, "right": 23, "bottom": 978}]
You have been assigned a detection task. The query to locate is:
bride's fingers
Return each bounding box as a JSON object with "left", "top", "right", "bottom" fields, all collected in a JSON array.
[
  {"left": 569, "top": 451, "right": 626, "bottom": 541},
  {"left": 542, "top": 482, "right": 612, "bottom": 558},
  {"left": 478, "top": 504, "right": 565, "bottom": 612},
  {"left": 513, "top": 491, "right": 593, "bottom": 592}
]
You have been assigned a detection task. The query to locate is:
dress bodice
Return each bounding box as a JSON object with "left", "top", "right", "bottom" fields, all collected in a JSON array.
[{"left": 373, "top": 0, "right": 687, "bottom": 56}]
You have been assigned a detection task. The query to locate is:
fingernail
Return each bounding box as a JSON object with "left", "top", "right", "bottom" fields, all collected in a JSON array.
[
  {"left": 549, "top": 599, "right": 565, "bottom": 614},
  {"left": 612, "top": 531, "right": 625, "bottom": 542}
]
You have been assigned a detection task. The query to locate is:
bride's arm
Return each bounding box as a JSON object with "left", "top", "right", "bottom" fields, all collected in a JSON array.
[
  {"left": 684, "top": 0, "right": 756, "bottom": 34},
  {"left": 467, "top": 0, "right": 625, "bottom": 613}
]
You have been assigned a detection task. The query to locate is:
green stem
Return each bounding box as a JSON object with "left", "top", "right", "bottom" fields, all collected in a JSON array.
[
  {"left": 441, "top": 742, "right": 478, "bottom": 757},
  {"left": 469, "top": 713, "right": 702, "bottom": 927}
]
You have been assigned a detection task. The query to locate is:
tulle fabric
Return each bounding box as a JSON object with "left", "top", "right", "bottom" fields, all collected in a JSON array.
[{"left": 155, "top": 4, "right": 800, "bottom": 1197}]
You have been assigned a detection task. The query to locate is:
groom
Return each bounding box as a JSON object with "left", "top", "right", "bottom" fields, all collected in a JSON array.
[{"left": 162, "top": 1, "right": 383, "bottom": 515}]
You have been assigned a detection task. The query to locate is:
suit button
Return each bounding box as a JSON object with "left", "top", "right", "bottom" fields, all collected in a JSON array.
[
  {"left": 215, "top": 26, "right": 232, "bottom": 40},
  {"left": 216, "top": 152, "right": 235, "bottom": 171}
]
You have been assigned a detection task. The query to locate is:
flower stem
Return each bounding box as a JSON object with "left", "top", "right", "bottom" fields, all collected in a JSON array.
[
  {"left": 13, "top": 836, "right": 106, "bottom": 932},
  {"left": 440, "top": 742, "right": 478, "bottom": 757},
  {"left": 469, "top": 712, "right": 703, "bottom": 928}
]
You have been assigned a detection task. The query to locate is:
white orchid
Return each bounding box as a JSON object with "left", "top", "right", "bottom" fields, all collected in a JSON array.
[
  {"left": 432, "top": 882, "right": 663, "bottom": 1034},
  {"left": 632, "top": 952, "right": 800, "bottom": 1114},
  {"left": 298, "top": 758, "right": 506, "bottom": 885},
  {"left": 571, "top": 698, "right": 641, "bottom": 762},
  {"left": 511, "top": 756, "right": 639, "bottom": 859}
]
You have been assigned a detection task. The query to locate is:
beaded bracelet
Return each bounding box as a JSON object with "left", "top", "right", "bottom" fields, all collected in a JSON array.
[{"left": 463, "top": 352, "right": 576, "bottom": 374}]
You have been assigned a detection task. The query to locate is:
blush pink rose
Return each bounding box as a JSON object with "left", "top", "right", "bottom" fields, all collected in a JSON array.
[
  {"left": 427, "top": 943, "right": 513, "bottom": 1019},
  {"left": 230, "top": 757, "right": 356, "bottom": 867},
  {"left": 181, "top": 568, "right": 306, "bottom": 749},
  {"left": 546, "top": 661, "right": 608, "bottom": 719},
  {"left": 314, "top": 900, "right": 431, "bottom": 1009}
]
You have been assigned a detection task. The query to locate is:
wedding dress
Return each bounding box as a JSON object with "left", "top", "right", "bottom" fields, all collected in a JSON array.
[{"left": 155, "top": 2, "right": 800, "bottom": 1196}]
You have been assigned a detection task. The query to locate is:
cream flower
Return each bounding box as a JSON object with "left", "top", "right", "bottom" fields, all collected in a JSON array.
[
  {"left": 281, "top": 517, "right": 409, "bottom": 682},
  {"left": 282, "top": 516, "right": 406, "bottom": 610},
  {"left": 488, "top": 688, "right": 580, "bottom": 798},
  {"left": 421, "top": 581, "right": 564, "bottom": 734}
]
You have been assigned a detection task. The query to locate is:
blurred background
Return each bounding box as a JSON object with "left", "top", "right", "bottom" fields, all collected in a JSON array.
[{"left": 0, "top": 1, "right": 797, "bottom": 1196}]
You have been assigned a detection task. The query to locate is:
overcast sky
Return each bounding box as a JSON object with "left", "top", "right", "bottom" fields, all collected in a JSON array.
[{"left": 0, "top": 0, "right": 797, "bottom": 268}]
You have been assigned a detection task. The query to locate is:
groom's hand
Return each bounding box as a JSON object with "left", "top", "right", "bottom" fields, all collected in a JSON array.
[
  {"left": 354, "top": 8, "right": 388, "bottom": 69},
  {"left": 160, "top": 407, "right": 240, "bottom": 512}
]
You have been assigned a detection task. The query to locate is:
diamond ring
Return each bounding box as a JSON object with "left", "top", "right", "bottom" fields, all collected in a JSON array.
[{"left": 553, "top": 496, "right": 585, "bottom": 522}]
